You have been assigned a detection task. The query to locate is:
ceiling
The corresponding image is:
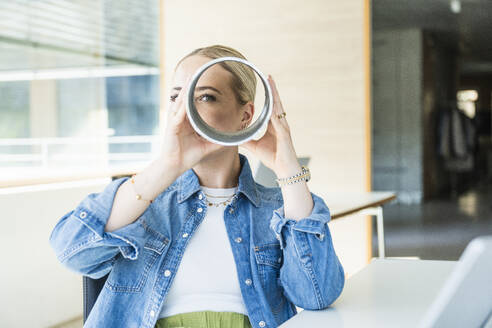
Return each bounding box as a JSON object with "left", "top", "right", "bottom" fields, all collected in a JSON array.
[{"left": 373, "top": 0, "right": 492, "bottom": 75}]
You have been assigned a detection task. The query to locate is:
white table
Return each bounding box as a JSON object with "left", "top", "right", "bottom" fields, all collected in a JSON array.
[
  {"left": 279, "top": 258, "right": 457, "bottom": 328},
  {"left": 325, "top": 191, "right": 396, "bottom": 258}
]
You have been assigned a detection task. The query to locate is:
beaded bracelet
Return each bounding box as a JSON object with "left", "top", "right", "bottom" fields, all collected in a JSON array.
[
  {"left": 275, "top": 165, "right": 311, "bottom": 187},
  {"left": 130, "top": 174, "right": 153, "bottom": 204}
]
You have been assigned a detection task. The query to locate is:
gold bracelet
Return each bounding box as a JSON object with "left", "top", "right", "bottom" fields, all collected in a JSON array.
[
  {"left": 130, "top": 174, "right": 153, "bottom": 204},
  {"left": 275, "top": 165, "right": 311, "bottom": 187}
]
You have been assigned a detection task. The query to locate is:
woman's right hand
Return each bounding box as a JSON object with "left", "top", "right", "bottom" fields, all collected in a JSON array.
[
  {"left": 159, "top": 81, "right": 223, "bottom": 174},
  {"left": 105, "top": 82, "right": 224, "bottom": 232}
]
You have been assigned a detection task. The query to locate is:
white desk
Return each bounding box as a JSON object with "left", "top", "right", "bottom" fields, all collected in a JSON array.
[
  {"left": 279, "top": 259, "right": 457, "bottom": 328},
  {"left": 325, "top": 191, "right": 396, "bottom": 258}
]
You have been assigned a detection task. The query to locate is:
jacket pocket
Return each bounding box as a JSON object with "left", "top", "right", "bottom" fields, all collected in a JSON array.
[
  {"left": 106, "top": 232, "right": 170, "bottom": 293},
  {"left": 254, "top": 243, "right": 286, "bottom": 315}
]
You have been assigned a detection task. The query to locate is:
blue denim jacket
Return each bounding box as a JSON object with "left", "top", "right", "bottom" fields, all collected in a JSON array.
[{"left": 49, "top": 153, "right": 345, "bottom": 328}]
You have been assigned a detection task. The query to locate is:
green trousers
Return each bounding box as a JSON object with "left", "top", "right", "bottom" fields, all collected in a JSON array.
[{"left": 154, "top": 311, "right": 252, "bottom": 328}]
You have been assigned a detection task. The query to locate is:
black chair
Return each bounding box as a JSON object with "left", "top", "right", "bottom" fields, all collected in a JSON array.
[
  {"left": 82, "top": 174, "right": 131, "bottom": 323},
  {"left": 83, "top": 273, "right": 109, "bottom": 323}
]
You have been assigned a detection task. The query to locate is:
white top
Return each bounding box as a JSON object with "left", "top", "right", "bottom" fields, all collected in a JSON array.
[{"left": 158, "top": 185, "right": 248, "bottom": 318}]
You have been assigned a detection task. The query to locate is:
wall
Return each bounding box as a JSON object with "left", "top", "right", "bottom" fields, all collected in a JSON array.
[
  {"left": 161, "top": 0, "right": 371, "bottom": 276},
  {"left": 0, "top": 179, "right": 111, "bottom": 327}
]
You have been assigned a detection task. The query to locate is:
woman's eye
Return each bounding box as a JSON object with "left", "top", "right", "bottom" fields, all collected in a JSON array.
[
  {"left": 170, "top": 94, "right": 178, "bottom": 102},
  {"left": 196, "top": 94, "right": 216, "bottom": 102}
]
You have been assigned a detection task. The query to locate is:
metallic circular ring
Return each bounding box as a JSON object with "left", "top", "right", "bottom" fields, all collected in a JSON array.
[{"left": 186, "top": 56, "right": 273, "bottom": 146}]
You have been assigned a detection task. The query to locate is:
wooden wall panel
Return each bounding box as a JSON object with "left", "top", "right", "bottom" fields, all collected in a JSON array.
[{"left": 160, "top": 0, "right": 371, "bottom": 276}]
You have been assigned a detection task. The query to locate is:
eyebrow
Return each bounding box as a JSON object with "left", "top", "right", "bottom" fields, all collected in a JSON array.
[{"left": 172, "top": 86, "right": 222, "bottom": 95}]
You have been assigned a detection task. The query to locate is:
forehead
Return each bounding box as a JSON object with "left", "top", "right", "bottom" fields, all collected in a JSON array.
[{"left": 173, "top": 55, "right": 233, "bottom": 89}]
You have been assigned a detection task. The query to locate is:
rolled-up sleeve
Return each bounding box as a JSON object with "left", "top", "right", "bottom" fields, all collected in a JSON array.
[
  {"left": 49, "top": 177, "right": 148, "bottom": 279},
  {"left": 269, "top": 192, "right": 345, "bottom": 310}
]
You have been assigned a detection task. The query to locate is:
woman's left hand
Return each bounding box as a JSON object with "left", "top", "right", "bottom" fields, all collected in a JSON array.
[{"left": 241, "top": 75, "right": 302, "bottom": 178}]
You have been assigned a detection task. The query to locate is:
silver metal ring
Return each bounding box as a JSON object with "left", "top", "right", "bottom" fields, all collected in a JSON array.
[{"left": 186, "top": 56, "right": 273, "bottom": 146}]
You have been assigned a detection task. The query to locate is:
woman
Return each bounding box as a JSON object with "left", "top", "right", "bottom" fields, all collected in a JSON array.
[{"left": 49, "top": 45, "right": 345, "bottom": 328}]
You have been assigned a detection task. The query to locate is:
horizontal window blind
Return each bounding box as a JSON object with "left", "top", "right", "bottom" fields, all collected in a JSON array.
[{"left": 0, "top": 0, "right": 159, "bottom": 67}]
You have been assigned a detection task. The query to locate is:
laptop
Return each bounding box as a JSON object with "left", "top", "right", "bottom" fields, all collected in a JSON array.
[{"left": 419, "top": 235, "right": 492, "bottom": 328}]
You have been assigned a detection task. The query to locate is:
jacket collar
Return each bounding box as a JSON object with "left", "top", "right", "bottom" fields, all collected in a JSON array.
[{"left": 177, "top": 153, "right": 260, "bottom": 207}]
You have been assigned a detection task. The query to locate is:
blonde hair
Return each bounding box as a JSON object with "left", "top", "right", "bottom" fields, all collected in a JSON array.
[{"left": 176, "top": 45, "right": 256, "bottom": 106}]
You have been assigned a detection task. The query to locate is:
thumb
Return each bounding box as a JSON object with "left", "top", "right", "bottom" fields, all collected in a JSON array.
[{"left": 240, "top": 139, "right": 257, "bottom": 153}]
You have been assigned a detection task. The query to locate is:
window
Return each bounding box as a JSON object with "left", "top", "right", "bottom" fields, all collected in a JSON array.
[{"left": 0, "top": 0, "right": 160, "bottom": 178}]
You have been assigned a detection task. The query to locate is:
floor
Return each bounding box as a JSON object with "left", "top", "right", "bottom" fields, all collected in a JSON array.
[{"left": 372, "top": 182, "right": 492, "bottom": 260}]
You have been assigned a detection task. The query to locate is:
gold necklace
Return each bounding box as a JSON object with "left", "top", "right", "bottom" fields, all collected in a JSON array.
[
  {"left": 203, "top": 192, "right": 235, "bottom": 198},
  {"left": 204, "top": 193, "right": 236, "bottom": 207}
]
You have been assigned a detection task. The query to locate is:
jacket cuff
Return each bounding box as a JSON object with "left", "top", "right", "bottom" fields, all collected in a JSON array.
[
  {"left": 72, "top": 177, "right": 140, "bottom": 260},
  {"left": 269, "top": 193, "right": 331, "bottom": 249}
]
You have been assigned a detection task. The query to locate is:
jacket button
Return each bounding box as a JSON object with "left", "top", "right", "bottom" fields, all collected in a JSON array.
[
  {"left": 150, "top": 310, "right": 155, "bottom": 317},
  {"left": 229, "top": 208, "right": 234, "bottom": 214},
  {"left": 245, "top": 278, "right": 252, "bottom": 286},
  {"left": 197, "top": 207, "right": 203, "bottom": 213},
  {"left": 235, "top": 237, "right": 242, "bottom": 243},
  {"left": 198, "top": 194, "right": 203, "bottom": 200},
  {"left": 80, "top": 211, "right": 87, "bottom": 219},
  {"left": 259, "top": 321, "right": 266, "bottom": 327},
  {"left": 182, "top": 233, "right": 189, "bottom": 238},
  {"left": 164, "top": 270, "right": 172, "bottom": 277}
]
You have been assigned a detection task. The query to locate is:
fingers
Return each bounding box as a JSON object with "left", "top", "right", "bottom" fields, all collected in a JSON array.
[
  {"left": 268, "top": 75, "right": 283, "bottom": 120},
  {"left": 165, "top": 96, "right": 181, "bottom": 122},
  {"left": 172, "top": 77, "right": 193, "bottom": 125},
  {"left": 267, "top": 75, "right": 291, "bottom": 132},
  {"left": 174, "top": 94, "right": 187, "bottom": 123},
  {"left": 164, "top": 95, "right": 177, "bottom": 121},
  {"left": 268, "top": 75, "right": 284, "bottom": 116}
]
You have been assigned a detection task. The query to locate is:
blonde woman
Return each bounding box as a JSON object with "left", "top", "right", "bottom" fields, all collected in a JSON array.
[{"left": 49, "top": 45, "right": 345, "bottom": 328}]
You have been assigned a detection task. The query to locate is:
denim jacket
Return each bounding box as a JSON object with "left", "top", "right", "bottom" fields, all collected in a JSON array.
[{"left": 49, "top": 153, "right": 345, "bottom": 328}]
